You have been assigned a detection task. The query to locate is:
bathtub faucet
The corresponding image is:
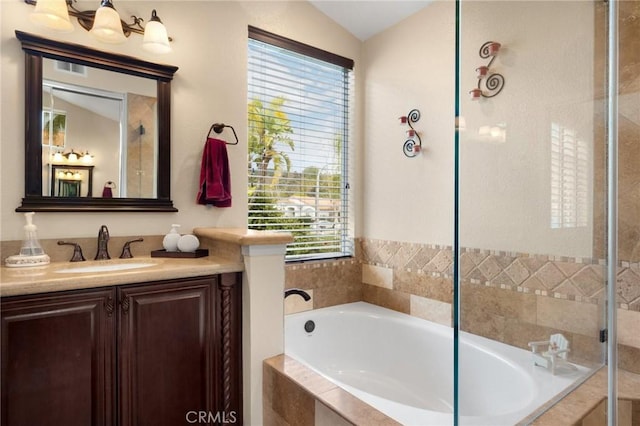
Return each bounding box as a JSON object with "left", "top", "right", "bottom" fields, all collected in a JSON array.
[{"left": 284, "top": 288, "right": 311, "bottom": 301}]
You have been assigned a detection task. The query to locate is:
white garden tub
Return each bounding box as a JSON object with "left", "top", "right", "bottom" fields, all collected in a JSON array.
[{"left": 284, "top": 302, "right": 592, "bottom": 425}]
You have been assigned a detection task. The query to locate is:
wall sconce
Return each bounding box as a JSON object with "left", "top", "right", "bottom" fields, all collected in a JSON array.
[
  {"left": 25, "top": 0, "right": 172, "bottom": 53},
  {"left": 469, "top": 41, "right": 505, "bottom": 100},
  {"left": 398, "top": 109, "right": 422, "bottom": 158}
]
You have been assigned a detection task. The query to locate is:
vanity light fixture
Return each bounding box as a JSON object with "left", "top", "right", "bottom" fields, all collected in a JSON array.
[
  {"left": 51, "top": 149, "right": 94, "bottom": 165},
  {"left": 25, "top": 0, "right": 172, "bottom": 53}
]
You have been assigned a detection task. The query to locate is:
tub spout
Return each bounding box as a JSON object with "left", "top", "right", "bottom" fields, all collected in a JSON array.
[{"left": 284, "top": 288, "right": 311, "bottom": 301}]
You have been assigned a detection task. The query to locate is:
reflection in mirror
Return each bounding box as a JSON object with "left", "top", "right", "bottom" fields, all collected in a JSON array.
[
  {"left": 42, "top": 59, "right": 158, "bottom": 199},
  {"left": 16, "top": 30, "right": 178, "bottom": 212}
]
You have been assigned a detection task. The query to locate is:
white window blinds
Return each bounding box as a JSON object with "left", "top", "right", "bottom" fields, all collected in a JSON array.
[
  {"left": 550, "top": 122, "right": 588, "bottom": 229},
  {"left": 247, "top": 27, "right": 354, "bottom": 260}
]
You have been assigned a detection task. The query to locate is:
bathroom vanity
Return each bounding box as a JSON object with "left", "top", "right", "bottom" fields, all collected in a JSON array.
[{"left": 0, "top": 258, "right": 243, "bottom": 426}]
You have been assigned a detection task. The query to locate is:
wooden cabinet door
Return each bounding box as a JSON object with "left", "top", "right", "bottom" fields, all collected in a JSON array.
[
  {"left": 1, "top": 288, "right": 115, "bottom": 426},
  {"left": 118, "top": 277, "right": 217, "bottom": 426}
]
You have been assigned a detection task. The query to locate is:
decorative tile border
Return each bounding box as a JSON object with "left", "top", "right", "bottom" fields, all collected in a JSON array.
[{"left": 358, "top": 238, "right": 640, "bottom": 311}]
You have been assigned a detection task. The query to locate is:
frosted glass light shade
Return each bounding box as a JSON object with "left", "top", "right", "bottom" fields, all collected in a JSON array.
[
  {"left": 143, "top": 11, "right": 171, "bottom": 54},
  {"left": 30, "top": 0, "right": 74, "bottom": 33},
  {"left": 90, "top": 2, "right": 126, "bottom": 44}
]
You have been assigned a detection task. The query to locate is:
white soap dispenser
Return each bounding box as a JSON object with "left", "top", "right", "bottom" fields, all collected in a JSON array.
[
  {"left": 5, "top": 212, "right": 51, "bottom": 267},
  {"left": 162, "top": 224, "right": 181, "bottom": 252}
]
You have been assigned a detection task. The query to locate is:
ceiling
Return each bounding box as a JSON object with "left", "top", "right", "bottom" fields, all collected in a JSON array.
[{"left": 308, "top": 0, "right": 432, "bottom": 41}]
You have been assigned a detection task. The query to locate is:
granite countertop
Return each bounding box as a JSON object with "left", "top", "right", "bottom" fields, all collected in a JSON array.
[
  {"left": 0, "top": 227, "right": 293, "bottom": 298},
  {"left": 0, "top": 255, "right": 244, "bottom": 297}
]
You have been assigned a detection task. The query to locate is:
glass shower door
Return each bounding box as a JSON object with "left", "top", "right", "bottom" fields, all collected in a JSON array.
[{"left": 454, "top": 1, "right": 613, "bottom": 424}]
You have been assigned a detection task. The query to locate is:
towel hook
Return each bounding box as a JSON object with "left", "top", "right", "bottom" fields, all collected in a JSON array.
[{"left": 208, "top": 123, "right": 239, "bottom": 145}]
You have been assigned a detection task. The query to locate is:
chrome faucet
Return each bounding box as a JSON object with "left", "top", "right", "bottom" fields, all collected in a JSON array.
[
  {"left": 95, "top": 225, "right": 111, "bottom": 260},
  {"left": 284, "top": 288, "right": 311, "bottom": 301}
]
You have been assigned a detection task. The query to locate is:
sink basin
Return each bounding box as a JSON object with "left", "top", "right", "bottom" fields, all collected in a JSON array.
[{"left": 56, "top": 262, "right": 156, "bottom": 274}]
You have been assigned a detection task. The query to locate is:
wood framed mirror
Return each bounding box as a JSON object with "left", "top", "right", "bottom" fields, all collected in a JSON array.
[{"left": 16, "top": 30, "right": 178, "bottom": 212}]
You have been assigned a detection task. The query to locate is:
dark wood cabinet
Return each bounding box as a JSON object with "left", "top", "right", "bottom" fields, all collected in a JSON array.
[
  {"left": 1, "top": 273, "right": 242, "bottom": 426},
  {"left": 1, "top": 288, "right": 115, "bottom": 426}
]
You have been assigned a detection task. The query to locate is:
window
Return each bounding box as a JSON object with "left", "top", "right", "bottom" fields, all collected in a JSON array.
[
  {"left": 54, "top": 60, "right": 87, "bottom": 77},
  {"left": 247, "top": 27, "right": 354, "bottom": 260},
  {"left": 550, "top": 122, "right": 588, "bottom": 229}
]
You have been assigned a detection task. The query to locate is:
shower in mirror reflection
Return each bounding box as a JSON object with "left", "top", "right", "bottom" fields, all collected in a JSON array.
[{"left": 26, "top": 0, "right": 172, "bottom": 53}]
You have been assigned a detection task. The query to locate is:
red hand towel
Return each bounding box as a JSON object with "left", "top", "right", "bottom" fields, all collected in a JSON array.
[{"left": 197, "top": 137, "right": 232, "bottom": 207}]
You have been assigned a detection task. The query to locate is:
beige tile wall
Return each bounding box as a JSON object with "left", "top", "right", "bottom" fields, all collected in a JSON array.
[
  {"left": 285, "top": 258, "right": 361, "bottom": 310},
  {"left": 579, "top": 398, "right": 638, "bottom": 426}
]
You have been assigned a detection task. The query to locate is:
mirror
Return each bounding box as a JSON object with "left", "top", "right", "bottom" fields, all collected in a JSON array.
[
  {"left": 16, "top": 30, "right": 178, "bottom": 212},
  {"left": 42, "top": 69, "right": 156, "bottom": 199}
]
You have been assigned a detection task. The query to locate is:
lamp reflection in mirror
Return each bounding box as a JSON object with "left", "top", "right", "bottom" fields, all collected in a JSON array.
[
  {"left": 51, "top": 150, "right": 94, "bottom": 165},
  {"left": 30, "top": 0, "right": 73, "bottom": 33},
  {"left": 26, "top": 0, "right": 171, "bottom": 53},
  {"left": 81, "top": 151, "right": 93, "bottom": 164}
]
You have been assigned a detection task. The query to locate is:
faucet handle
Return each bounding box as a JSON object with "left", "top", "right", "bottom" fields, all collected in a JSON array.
[
  {"left": 119, "top": 238, "right": 144, "bottom": 259},
  {"left": 57, "top": 241, "right": 86, "bottom": 262}
]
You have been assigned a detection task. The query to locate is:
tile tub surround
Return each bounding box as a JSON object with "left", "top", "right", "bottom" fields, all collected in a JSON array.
[
  {"left": 532, "top": 368, "right": 640, "bottom": 425},
  {"left": 263, "top": 354, "right": 400, "bottom": 426},
  {"left": 358, "top": 238, "right": 640, "bottom": 371},
  {"left": 265, "top": 355, "right": 640, "bottom": 426},
  {"left": 578, "top": 398, "right": 639, "bottom": 426},
  {"left": 358, "top": 238, "right": 640, "bottom": 311},
  {"left": 284, "top": 238, "right": 640, "bottom": 371},
  {"left": 285, "top": 258, "right": 362, "bottom": 310}
]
